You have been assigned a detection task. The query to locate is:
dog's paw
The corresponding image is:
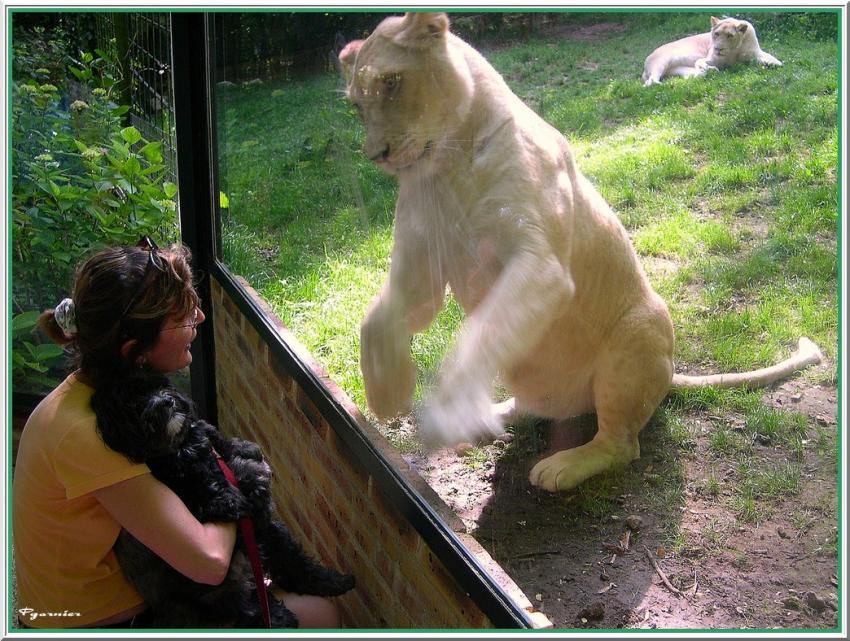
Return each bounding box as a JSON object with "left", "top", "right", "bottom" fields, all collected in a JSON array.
[
  {"left": 418, "top": 385, "right": 503, "bottom": 449},
  {"left": 322, "top": 571, "right": 355, "bottom": 596},
  {"left": 230, "top": 457, "right": 272, "bottom": 515},
  {"left": 233, "top": 439, "right": 264, "bottom": 461},
  {"left": 237, "top": 457, "right": 272, "bottom": 485},
  {"left": 301, "top": 567, "right": 355, "bottom": 597},
  {"left": 203, "top": 483, "right": 251, "bottom": 521}
]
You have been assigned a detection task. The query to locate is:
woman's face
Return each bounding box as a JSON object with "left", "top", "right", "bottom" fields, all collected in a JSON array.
[{"left": 141, "top": 306, "right": 206, "bottom": 374}]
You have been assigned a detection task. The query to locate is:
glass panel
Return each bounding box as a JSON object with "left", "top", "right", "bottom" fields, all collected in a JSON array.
[
  {"left": 214, "top": 12, "right": 838, "bottom": 628},
  {"left": 214, "top": 8, "right": 839, "bottom": 443}
]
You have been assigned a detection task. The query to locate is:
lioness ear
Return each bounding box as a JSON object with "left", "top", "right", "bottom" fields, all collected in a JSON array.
[
  {"left": 710, "top": 16, "right": 720, "bottom": 28},
  {"left": 736, "top": 22, "right": 749, "bottom": 34},
  {"left": 338, "top": 39, "right": 364, "bottom": 84},
  {"left": 394, "top": 12, "right": 449, "bottom": 48}
]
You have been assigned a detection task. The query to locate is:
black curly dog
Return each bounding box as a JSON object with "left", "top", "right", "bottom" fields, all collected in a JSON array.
[{"left": 91, "top": 369, "right": 354, "bottom": 628}]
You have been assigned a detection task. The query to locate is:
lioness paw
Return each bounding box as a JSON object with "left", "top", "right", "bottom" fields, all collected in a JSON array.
[
  {"left": 529, "top": 438, "right": 640, "bottom": 491},
  {"left": 419, "top": 386, "right": 502, "bottom": 449},
  {"left": 360, "top": 303, "right": 417, "bottom": 420}
]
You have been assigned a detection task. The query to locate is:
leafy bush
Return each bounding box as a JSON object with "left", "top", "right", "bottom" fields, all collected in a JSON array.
[
  {"left": 738, "top": 11, "right": 839, "bottom": 40},
  {"left": 11, "top": 312, "right": 65, "bottom": 393},
  {"left": 11, "top": 39, "right": 179, "bottom": 393}
]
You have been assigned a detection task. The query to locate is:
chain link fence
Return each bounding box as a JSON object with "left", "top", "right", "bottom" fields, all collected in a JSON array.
[{"left": 96, "top": 12, "right": 177, "bottom": 185}]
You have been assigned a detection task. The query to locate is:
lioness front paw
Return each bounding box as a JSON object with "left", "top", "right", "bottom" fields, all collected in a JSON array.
[
  {"left": 360, "top": 307, "right": 416, "bottom": 420},
  {"left": 529, "top": 451, "right": 589, "bottom": 492},
  {"left": 419, "top": 385, "right": 503, "bottom": 449},
  {"left": 695, "top": 58, "right": 719, "bottom": 75},
  {"left": 529, "top": 438, "right": 640, "bottom": 492}
]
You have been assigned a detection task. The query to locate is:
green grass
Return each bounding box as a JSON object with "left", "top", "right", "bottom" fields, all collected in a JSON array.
[{"left": 215, "top": 10, "right": 838, "bottom": 489}]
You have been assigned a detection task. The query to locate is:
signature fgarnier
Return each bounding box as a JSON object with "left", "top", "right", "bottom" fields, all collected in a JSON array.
[{"left": 18, "top": 607, "right": 81, "bottom": 623}]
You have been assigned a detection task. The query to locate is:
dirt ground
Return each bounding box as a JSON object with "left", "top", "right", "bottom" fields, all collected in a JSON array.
[{"left": 399, "top": 368, "right": 839, "bottom": 631}]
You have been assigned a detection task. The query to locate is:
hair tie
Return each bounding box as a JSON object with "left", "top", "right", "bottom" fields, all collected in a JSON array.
[{"left": 54, "top": 298, "right": 78, "bottom": 337}]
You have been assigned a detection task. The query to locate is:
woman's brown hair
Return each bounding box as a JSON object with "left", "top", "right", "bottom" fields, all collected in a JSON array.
[{"left": 38, "top": 241, "right": 200, "bottom": 388}]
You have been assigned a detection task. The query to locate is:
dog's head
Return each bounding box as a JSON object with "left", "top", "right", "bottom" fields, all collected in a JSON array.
[
  {"left": 93, "top": 371, "right": 196, "bottom": 463},
  {"left": 138, "top": 389, "right": 194, "bottom": 457}
]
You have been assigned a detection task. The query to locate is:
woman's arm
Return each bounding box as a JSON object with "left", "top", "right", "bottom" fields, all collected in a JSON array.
[{"left": 93, "top": 473, "right": 237, "bottom": 585}]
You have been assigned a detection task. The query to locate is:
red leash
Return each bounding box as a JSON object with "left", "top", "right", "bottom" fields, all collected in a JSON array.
[{"left": 214, "top": 451, "right": 272, "bottom": 628}]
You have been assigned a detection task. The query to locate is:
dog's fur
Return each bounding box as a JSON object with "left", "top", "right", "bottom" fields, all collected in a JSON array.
[
  {"left": 642, "top": 16, "right": 782, "bottom": 86},
  {"left": 339, "top": 13, "right": 821, "bottom": 493},
  {"left": 92, "top": 370, "right": 354, "bottom": 628}
]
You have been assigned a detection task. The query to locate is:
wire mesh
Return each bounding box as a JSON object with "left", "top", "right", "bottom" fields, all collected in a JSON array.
[{"left": 95, "top": 12, "right": 177, "bottom": 185}]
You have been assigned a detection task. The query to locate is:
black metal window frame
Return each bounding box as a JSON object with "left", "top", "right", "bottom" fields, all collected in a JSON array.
[{"left": 170, "top": 12, "right": 533, "bottom": 630}]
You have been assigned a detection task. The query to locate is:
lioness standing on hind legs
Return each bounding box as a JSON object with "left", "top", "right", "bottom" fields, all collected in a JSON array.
[{"left": 340, "top": 13, "right": 821, "bottom": 492}]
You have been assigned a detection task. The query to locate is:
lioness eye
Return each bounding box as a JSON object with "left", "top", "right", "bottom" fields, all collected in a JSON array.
[{"left": 384, "top": 74, "right": 401, "bottom": 93}]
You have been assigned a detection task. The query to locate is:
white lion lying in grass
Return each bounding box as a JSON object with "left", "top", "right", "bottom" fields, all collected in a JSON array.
[{"left": 642, "top": 16, "right": 782, "bottom": 86}]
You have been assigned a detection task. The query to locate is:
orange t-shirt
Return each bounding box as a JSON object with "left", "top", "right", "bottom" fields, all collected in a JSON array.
[{"left": 12, "top": 373, "right": 151, "bottom": 628}]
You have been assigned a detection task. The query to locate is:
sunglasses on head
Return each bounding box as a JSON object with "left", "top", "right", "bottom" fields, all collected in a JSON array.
[{"left": 120, "top": 235, "right": 167, "bottom": 320}]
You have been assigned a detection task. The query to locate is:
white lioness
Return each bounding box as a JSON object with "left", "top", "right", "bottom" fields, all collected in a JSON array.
[
  {"left": 642, "top": 16, "right": 782, "bottom": 86},
  {"left": 340, "top": 13, "right": 820, "bottom": 492}
]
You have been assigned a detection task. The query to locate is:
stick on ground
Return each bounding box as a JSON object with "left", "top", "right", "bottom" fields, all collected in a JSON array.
[{"left": 643, "top": 545, "right": 683, "bottom": 597}]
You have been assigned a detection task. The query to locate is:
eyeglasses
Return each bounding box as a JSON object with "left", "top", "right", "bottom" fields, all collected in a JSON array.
[
  {"left": 120, "top": 236, "right": 167, "bottom": 320},
  {"left": 161, "top": 307, "right": 200, "bottom": 332}
]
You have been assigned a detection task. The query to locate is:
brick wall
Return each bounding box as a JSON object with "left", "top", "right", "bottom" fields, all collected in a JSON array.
[{"left": 210, "top": 276, "right": 550, "bottom": 629}]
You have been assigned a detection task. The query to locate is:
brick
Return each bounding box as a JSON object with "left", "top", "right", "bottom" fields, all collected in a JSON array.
[
  {"left": 375, "top": 548, "right": 398, "bottom": 593},
  {"left": 267, "top": 350, "right": 295, "bottom": 396},
  {"left": 294, "top": 387, "right": 327, "bottom": 437},
  {"left": 337, "top": 589, "right": 370, "bottom": 628},
  {"left": 220, "top": 287, "right": 239, "bottom": 320},
  {"left": 210, "top": 279, "right": 500, "bottom": 630},
  {"left": 233, "top": 332, "right": 253, "bottom": 360}
]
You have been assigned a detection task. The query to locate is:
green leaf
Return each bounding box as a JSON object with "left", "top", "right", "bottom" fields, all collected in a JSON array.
[
  {"left": 163, "top": 182, "right": 178, "bottom": 198},
  {"left": 111, "top": 105, "right": 130, "bottom": 117},
  {"left": 34, "top": 343, "right": 64, "bottom": 360},
  {"left": 124, "top": 156, "right": 141, "bottom": 175},
  {"left": 140, "top": 141, "right": 162, "bottom": 163},
  {"left": 12, "top": 311, "right": 40, "bottom": 335},
  {"left": 120, "top": 126, "right": 142, "bottom": 145},
  {"left": 220, "top": 191, "right": 230, "bottom": 209}
]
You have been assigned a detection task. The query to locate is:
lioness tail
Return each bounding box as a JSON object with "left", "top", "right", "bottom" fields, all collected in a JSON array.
[{"left": 671, "top": 336, "right": 823, "bottom": 390}]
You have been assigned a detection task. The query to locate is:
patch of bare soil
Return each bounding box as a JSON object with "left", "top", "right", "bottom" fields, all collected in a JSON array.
[
  {"left": 547, "top": 22, "right": 630, "bottom": 42},
  {"left": 403, "top": 371, "right": 839, "bottom": 630}
]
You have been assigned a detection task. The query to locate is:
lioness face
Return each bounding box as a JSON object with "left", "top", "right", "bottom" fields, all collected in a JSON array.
[
  {"left": 342, "top": 14, "right": 473, "bottom": 176},
  {"left": 709, "top": 18, "right": 749, "bottom": 62}
]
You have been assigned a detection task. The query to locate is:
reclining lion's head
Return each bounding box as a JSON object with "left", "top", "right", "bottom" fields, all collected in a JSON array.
[
  {"left": 339, "top": 12, "right": 474, "bottom": 176},
  {"left": 708, "top": 16, "right": 753, "bottom": 63}
]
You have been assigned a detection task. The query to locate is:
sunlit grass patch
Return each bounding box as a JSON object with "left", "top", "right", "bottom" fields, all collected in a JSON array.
[{"left": 633, "top": 208, "right": 739, "bottom": 258}]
